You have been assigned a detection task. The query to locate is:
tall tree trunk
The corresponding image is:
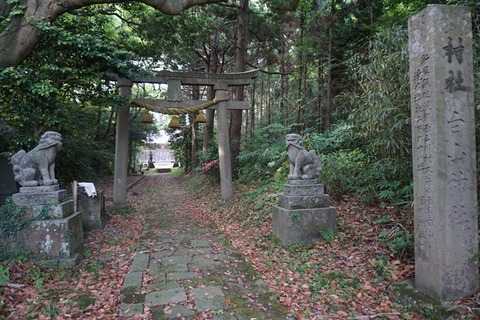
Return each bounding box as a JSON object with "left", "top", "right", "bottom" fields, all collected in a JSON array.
[
  {"left": 279, "top": 28, "right": 287, "bottom": 126},
  {"left": 325, "top": 0, "right": 337, "bottom": 130},
  {"left": 249, "top": 79, "right": 255, "bottom": 137},
  {"left": 202, "top": 30, "right": 220, "bottom": 161},
  {"left": 297, "top": 12, "right": 306, "bottom": 132},
  {"left": 316, "top": 56, "right": 324, "bottom": 132},
  {"left": 229, "top": 0, "right": 248, "bottom": 176}
]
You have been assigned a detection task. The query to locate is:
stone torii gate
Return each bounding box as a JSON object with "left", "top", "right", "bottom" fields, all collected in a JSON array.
[{"left": 113, "top": 70, "right": 258, "bottom": 208}]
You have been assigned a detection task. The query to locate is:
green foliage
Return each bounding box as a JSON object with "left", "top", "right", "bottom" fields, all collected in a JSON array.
[
  {"left": 0, "top": 265, "right": 9, "bottom": 286},
  {"left": 378, "top": 227, "right": 414, "bottom": 259},
  {"left": 319, "top": 149, "right": 372, "bottom": 197},
  {"left": 320, "top": 229, "right": 335, "bottom": 243},
  {"left": 372, "top": 254, "right": 393, "bottom": 280},
  {"left": 0, "top": 0, "right": 26, "bottom": 32},
  {"left": 113, "top": 206, "right": 135, "bottom": 217},
  {"left": 339, "top": 25, "right": 411, "bottom": 163},
  {"left": 232, "top": 179, "right": 283, "bottom": 228},
  {"left": 303, "top": 122, "right": 358, "bottom": 154},
  {"left": 237, "top": 124, "right": 295, "bottom": 181}
]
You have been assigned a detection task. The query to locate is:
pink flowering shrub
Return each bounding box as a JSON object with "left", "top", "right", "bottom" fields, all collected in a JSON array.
[{"left": 201, "top": 159, "right": 219, "bottom": 174}]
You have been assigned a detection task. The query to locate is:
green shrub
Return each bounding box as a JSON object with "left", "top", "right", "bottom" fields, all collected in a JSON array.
[
  {"left": 319, "top": 149, "right": 372, "bottom": 196},
  {"left": 237, "top": 123, "right": 293, "bottom": 181}
]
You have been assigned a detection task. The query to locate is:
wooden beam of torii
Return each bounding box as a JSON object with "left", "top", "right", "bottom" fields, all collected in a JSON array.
[{"left": 113, "top": 70, "right": 258, "bottom": 208}]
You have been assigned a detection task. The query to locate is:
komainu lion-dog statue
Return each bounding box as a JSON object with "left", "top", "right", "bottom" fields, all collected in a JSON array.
[
  {"left": 11, "top": 131, "right": 63, "bottom": 187},
  {"left": 285, "top": 133, "right": 322, "bottom": 180}
]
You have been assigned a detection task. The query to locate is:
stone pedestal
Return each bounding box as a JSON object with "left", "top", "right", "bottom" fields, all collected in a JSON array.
[
  {"left": 272, "top": 180, "right": 337, "bottom": 244},
  {"left": 78, "top": 190, "right": 107, "bottom": 231},
  {"left": 408, "top": 4, "right": 478, "bottom": 300},
  {"left": 8, "top": 185, "right": 83, "bottom": 266}
]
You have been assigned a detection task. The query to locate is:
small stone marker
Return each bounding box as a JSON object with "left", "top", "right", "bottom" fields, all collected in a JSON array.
[{"left": 408, "top": 4, "right": 478, "bottom": 300}]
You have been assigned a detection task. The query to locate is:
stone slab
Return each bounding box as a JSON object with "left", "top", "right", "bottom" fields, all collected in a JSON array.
[
  {"left": 78, "top": 191, "right": 107, "bottom": 231},
  {"left": 145, "top": 286, "right": 188, "bottom": 306},
  {"left": 12, "top": 189, "right": 68, "bottom": 206},
  {"left": 122, "top": 271, "right": 143, "bottom": 291},
  {"left": 191, "top": 286, "right": 225, "bottom": 311},
  {"left": 166, "top": 271, "right": 198, "bottom": 281},
  {"left": 387, "top": 280, "right": 460, "bottom": 319},
  {"left": 130, "top": 253, "right": 150, "bottom": 272},
  {"left": 278, "top": 193, "right": 331, "bottom": 210},
  {"left": 19, "top": 185, "right": 60, "bottom": 193},
  {"left": 272, "top": 206, "right": 337, "bottom": 244},
  {"left": 283, "top": 183, "right": 324, "bottom": 196},
  {"left": 120, "top": 303, "right": 144, "bottom": 317},
  {"left": 408, "top": 4, "right": 479, "bottom": 300}
]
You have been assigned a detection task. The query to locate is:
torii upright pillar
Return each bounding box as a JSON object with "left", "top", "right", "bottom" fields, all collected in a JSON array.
[
  {"left": 214, "top": 85, "right": 233, "bottom": 200},
  {"left": 113, "top": 78, "right": 133, "bottom": 208}
]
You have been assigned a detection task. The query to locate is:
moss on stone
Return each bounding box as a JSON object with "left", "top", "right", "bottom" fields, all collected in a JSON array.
[
  {"left": 121, "top": 286, "right": 145, "bottom": 304},
  {"left": 388, "top": 281, "right": 460, "bottom": 320}
]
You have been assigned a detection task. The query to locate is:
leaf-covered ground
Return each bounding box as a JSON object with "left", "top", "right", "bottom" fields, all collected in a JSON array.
[
  {"left": 1, "top": 173, "right": 479, "bottom": 319},
  {"left": 180, "top": 173, "right": 480, "bottom": 320}
]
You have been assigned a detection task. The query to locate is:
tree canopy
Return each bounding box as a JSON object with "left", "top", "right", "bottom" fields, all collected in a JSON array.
[{"left": 0, "top": 0, "right": 225, "bottom": 69}]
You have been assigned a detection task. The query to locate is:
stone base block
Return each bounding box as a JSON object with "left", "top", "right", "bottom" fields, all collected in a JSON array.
[
  {"left": 12, "top": 189, "right": 74, "bottom": 219},
  {"left": 78, "top": 191, "right": 107, "bottom": 231},
  {"left": 272, "top": 206, "right": 337, "bottom": 244},
  {"left": 19, "top": 185, "right": 60, "bottom": 193},
  {"left": 387, "top": 280, "right": 460, "bottom": 319},
  {"left": 7, "top": 211, "right": 83, "bottom": 265}
]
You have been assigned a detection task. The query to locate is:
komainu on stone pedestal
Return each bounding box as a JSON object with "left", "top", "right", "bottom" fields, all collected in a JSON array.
[
  {"left": 7, "top": 131, "right": 83, "bottom": 266},
  {"left": 11, "top": 131, "right": 62, "bottom": 187},
  {"left": 272, "top": 133, "right": 337, "bottom": 244}
]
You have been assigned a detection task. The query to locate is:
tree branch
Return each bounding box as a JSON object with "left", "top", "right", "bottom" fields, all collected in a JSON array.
[{"left": 0, "top": 0, "right": 226, "bottom": 70}]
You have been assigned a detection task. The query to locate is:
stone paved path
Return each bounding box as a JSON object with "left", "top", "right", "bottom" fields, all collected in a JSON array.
[{"left": 119, "top": 174, "right": 288, "bottom": 320}]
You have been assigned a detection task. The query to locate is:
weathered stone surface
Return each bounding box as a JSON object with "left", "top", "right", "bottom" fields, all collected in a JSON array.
[
  {"left": 13, "top": 189, "right": 68, "bottom": 206},
  {"left": 145, "top": 286, "right": 188, "bottom": 306},
  {"left": 272, "top": 177, "right": 336, "bottom": 244},
  {"left": 78, "top": 191, "right": 107, "bottom": 230},
  {"left": 12, "top": 189, "right": 73, "bottom": 219},
  {"left": 387, "top": 280, "right": 460, "bottom": 319},
  {"left": 278, "top": 194, "right": 331, "bottom": 210},
  {"left": 10, "top": 211, "right": 83, "bottom": 259},
  {"left": 30, "top": 201, "right": 74, "bottom": 219},
  {"left": 272, "top": 206, "right": 337, "bottom": 244},
  {"left": 6, "top": 187, "right": 84, "bottom": 266},
  {"left": 283, "top": 181, "right": 325, "bottom": 196},
  {"left": 191, "top": 286, "right": 225, "bottom": 311},
  {"left": 19, "top": 185, "right": 60, "bottom": 193},
  {"left": 122, "top": 271, "right": 143, "bottom": 291},
  {"left": 130, "top": 253, "right": 150, "bottom": 272},
  {"left": 408, "top": 4, "right": 479, "bottom": 300}
]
